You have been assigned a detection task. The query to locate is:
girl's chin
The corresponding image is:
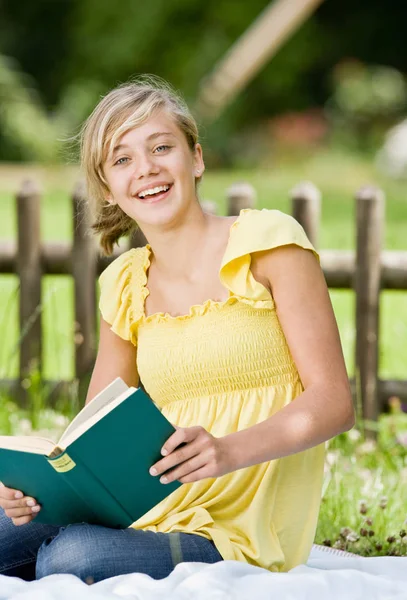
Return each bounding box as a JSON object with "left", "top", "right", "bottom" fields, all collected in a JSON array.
[{"left": 133, "top": 203, "right": 181, "bottom": 227}]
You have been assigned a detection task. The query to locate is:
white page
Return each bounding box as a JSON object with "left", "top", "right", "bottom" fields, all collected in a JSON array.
[
  {"left": 60, "top": 385, "right": 137, "bottom": 449},
  {"left": 58, "top": 377, "right": 129, "bottom": 446}
]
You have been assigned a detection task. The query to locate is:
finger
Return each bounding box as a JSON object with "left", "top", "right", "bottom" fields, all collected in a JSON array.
[
  {"left": 160, "top": 426, "right": 204, "bottom": 457},
  {"left": 1, "top": 496, "right": 38, "bottom": 511},
  {"left": 12, "top": 514, "right": 36, "bottom": 526},
  {"left": 178, "top": 465, "right": 214, "bottom": 484},
  {"left": 160, "top": 453, "right": 207, "bottom": 484},
  {"left": 160, "top": 428, "right": 188, "bottom": 457},
  {"left": 5, "top": 504, "right": 41, "bottom": 519},
  {"left": 151, "top": 438, "right": 201, "bottom": 477},
  {"left": 0, "top": 485, "right": 25, "bottom": 501}
]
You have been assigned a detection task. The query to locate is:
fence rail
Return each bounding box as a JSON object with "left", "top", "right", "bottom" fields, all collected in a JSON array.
[{"left": 1, "top": 179, "right": 406, "bottom": 420}]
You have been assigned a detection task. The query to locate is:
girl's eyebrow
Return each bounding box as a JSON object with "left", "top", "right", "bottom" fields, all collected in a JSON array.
[{"left": 112, "top": 132, "right": 176, "bottom": 155}]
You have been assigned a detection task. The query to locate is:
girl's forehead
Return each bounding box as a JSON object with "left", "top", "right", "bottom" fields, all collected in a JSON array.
[
  {"left": 121, "top": 112, "right": 180, "bottom": 140},
  {"left": 104, "top": 113, "right": 182, "bottom": 157}
]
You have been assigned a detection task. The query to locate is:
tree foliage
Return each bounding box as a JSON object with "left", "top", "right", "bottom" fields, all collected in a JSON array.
[{"left": 0, "top": 0, "right": 407, "bottom": 161}]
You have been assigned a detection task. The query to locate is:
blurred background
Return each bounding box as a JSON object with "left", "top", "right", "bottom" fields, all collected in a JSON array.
[
  {"left": 1, "top": 0, "right": 407, "bottom": 552},
  {"left": 0, "top": 0, "right": 406, "bottom": 394}
]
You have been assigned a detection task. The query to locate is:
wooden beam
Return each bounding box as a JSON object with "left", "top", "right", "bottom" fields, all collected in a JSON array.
[{"left": 196, "top": 0, "right": 325, "bottom": 121}]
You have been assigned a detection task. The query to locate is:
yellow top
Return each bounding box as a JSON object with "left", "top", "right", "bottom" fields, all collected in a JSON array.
[{"left": 99, "top": 208, "right": 325, "bottom": 572}]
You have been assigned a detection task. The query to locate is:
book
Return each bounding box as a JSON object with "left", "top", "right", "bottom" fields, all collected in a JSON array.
[{"left": 0, "top": 378, "right": 183, "bottom": 528}]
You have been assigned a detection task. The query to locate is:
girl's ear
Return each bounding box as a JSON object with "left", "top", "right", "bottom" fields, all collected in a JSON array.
[{"left": 194, "top": 143, "right": 205, "bottom": 178}]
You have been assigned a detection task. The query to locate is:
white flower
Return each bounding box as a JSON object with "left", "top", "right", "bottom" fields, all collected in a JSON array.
[
  {"left": 326, "top": 451, "right": 340, "bottom": 467},
  {"left": 357, "top": 440, "right": 377, "bottom": 455},
  {"left": 53, "top": 415, "right": 69, "bottom": 428},
  {"left": 17, "top": 419, "right": 32, "bottom": 434},
  {"left": 348, "top": 428, "right": 361, "bottom": 442}
]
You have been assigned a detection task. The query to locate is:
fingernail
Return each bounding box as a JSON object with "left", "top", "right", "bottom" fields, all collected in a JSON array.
[
  {"left": 150, "top": 468, "right": 157, "bottom": 476},
  {"left": 160, "top": 476, "right": 168, "bottom": 484},
  {"left": 161, "top": 448, "right": 168, "bottom": 456},
  {"left": 31, "top": 505, "right": 41, "bottom": 513},
  {"left": 14, "top": 492, "right": 23, "bottom": 499},
  {"left": 27, "top": 500, "right": 35, "bottom": 507}
]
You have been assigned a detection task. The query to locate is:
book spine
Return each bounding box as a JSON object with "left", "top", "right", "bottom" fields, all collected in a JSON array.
[{"left": 48, "top": 450, "right": 133, "bottom": 528}]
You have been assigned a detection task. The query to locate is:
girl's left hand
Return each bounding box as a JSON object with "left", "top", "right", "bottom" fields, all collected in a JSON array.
[{"left": 149, "top": 426, "right": 234, "bottom": 484}]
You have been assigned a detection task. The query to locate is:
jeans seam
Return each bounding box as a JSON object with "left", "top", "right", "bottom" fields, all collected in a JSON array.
[
  {"left": 169, "top": 532, "right": 184, "bottom": 567},
  {"left": 0, "top": 557, "right": 36, "bottom": 573}
]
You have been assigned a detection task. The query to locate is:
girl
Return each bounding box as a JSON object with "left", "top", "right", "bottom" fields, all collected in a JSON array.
[{"left": 0, "top": 75, "right": 354, "bottom": 582}]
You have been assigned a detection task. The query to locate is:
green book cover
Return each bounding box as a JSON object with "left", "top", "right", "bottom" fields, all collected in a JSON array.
[{"left": 0, "top": 379, "right": 182, "bottom": 527}]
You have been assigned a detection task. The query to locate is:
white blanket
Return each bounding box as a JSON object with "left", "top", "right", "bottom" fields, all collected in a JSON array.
[{"left": 1, "top": 546, "right": 406, "bottom": 600}]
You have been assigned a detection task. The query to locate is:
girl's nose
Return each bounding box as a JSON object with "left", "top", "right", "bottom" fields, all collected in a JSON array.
[{"left": 133, "top": 153, "right": 159, "bottom": 178}]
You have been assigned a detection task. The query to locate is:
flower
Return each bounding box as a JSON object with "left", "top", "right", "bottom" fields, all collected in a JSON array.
[
  {"left": 326, "top": 451, "right": 340, "bottom": 467},
  {"left": 396, "top": 432, "right": 407, "bottom": 448},
  {"left": 379, "top": 496, "right": 388, "bottom": 509},
  {"left": 348, "top": 428, "right": 362, "bottom": 442},
  {"left": 357, "top": 440, "right": 377, "bottom": 455},
  {"left": 340, "top": 527, "right": 352, "bottom": 539}
]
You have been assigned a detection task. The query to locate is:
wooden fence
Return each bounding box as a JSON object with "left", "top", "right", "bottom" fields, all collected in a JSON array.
[{"left": 1, "top": 179, "right": 406, "bottom": 421}]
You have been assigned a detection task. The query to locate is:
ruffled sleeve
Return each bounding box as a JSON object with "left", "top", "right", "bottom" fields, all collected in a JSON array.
[
  {"left": 220, "top": 209, "right": 319, "bottom": 302},
  {"left": 98, "top": 247, "right": 149, "bottom": 345}
]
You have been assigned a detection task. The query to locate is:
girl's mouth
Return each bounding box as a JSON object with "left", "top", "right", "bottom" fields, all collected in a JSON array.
[{"left": 137, "top": 184, "right": 173, "bottom": 203}]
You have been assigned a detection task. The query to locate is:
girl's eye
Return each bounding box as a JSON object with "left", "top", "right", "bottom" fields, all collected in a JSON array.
[
  {"left": 155, "top": 145, "right": 171, "bottom": 153},
  {"left": 114, "top": 157, "right": 129, "bottom": 166}
]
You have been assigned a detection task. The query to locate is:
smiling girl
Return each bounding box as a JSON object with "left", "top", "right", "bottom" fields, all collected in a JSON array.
[{"left": 0, "top": 75, "right": 354, "bottom": 582}]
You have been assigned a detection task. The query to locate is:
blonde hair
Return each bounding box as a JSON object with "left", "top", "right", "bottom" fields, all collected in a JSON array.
[{"left": 79, "top": 75, "right": 200, "bottom": 255}]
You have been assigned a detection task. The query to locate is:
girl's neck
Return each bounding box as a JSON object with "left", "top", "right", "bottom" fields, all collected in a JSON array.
[{"left": 141, "top": 208, "right": 224, "bottom": 281}]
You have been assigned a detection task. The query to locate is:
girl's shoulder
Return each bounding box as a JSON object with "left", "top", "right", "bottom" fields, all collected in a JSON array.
[
  {"left": 98, "top": 246, "right": 150, "bottom": 344},
  {"left": 220, "top": 209, "right": 319, "bottom": 301}
]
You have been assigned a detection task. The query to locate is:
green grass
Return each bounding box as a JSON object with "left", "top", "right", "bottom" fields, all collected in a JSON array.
[
  {"left": 0, "top": 148, "right": 406, "bottom": 381},
  {"left": 315, "top": 403, "right": 407, "bottom": 556}
]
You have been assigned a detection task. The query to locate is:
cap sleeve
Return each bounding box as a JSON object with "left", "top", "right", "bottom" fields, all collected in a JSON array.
[
  {"left": 220, "top": 209, "right": 319, "bottom": 302},
  {"left": 99, "top": 247, "right": 149, "bottom": 345}
]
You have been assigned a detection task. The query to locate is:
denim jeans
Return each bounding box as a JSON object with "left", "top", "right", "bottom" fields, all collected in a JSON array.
[{"left": 0, "top": 508, "right": 223, "bottom": 582}]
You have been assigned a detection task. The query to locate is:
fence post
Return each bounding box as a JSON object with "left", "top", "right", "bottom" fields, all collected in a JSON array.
[
  {"left": 354, "top": 185, "right": 385, "bottom": 433},
  {"left": 16, "top": 180, "right": 42, "bottom": 406},
  {"left": 226, "top": 182, "right": 256, "bottom": 216},
  {"left": 290, "top": 181, "right": 321, "bottom": 248},
  {"left": 72, "top": 181, "right": 97, "bottom": 403}
]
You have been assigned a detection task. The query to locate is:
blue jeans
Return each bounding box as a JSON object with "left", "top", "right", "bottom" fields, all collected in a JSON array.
[{"left": 0, "top": 508, "right": 223, "bottom": 582}]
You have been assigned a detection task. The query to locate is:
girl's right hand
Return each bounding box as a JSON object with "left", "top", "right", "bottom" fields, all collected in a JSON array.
[{"left": 0, "top": 484, "right": 41, "bottom": 526}]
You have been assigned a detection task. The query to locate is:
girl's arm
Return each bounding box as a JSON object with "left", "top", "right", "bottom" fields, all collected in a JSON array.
[
  {"left": 225, "top": 244, "right": 355, "bottom": 469},
  {"left": 85, "top": 316, "right": 139, "bottom": 405}
]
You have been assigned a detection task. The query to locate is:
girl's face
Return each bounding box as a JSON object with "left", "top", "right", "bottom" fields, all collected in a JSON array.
[{"left": 102, "top": 110, "right": 204, "bottom": 229}]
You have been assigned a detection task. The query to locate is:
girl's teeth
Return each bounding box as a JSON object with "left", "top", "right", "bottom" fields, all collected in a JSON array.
[{"left": 140, "top": 185, "right": 169, "bottom": 198}]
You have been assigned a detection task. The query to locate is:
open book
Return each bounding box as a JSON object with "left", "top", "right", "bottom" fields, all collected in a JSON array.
[{"left": 0, "top": 379, "right": 182, "bottom": 527}]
